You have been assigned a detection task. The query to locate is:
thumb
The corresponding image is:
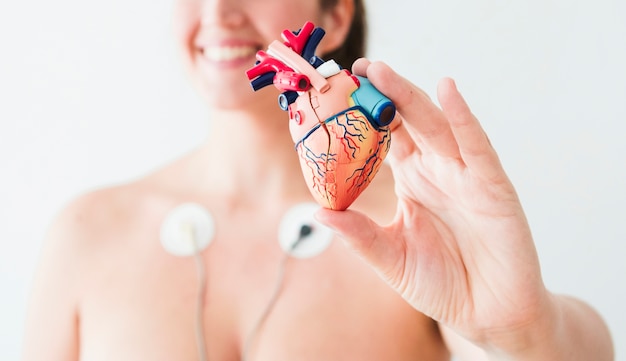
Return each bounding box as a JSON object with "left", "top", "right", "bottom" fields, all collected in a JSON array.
[{"left": 315, "top": 208, "right": 405, "bottom": 277}]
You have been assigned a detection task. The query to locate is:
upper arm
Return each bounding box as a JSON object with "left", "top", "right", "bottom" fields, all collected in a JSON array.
[
  {"left": 441, "top": 324, "right": 489, "bottom": 361},
  {"left": 21, "top": 195, "right": 98, "bottom": 361}
]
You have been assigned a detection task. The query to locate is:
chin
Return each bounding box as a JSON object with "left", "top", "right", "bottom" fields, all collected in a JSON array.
[{"left": 197, "top": 81, "right": 277, "bottom": 112}]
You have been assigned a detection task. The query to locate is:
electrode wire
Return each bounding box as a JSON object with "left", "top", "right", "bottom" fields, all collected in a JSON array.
[
  {"left": 187, "top": 223, "right": 313, "bottom": 361},
  {"left": 181, "top": 222, "right": 209, "bottom": 361},
  {"left": 241, "top": 224, "right": 313, "bottom": 361}
]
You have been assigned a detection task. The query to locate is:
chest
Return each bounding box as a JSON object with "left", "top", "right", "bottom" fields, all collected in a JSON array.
[{"left": 77, "top": 228, "right": 448, "bottom": 361}]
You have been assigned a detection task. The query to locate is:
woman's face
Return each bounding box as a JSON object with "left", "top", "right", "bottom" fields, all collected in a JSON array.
[{"left": 173, "top": 0, "right": 335, "bottom": 111}]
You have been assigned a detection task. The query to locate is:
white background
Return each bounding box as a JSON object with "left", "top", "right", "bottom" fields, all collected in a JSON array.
[{"left": 1, "top": 0, "right": 625, "bottom": 359}]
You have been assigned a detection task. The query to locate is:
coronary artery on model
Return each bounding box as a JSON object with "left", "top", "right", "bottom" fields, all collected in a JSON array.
[{"left": 246, "top": 21, "right": 395, "bottom": 211}]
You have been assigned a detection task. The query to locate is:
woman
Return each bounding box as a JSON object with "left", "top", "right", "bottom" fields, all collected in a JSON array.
[{"left": 22, "top": 0, "right": 613, "bottom": 360}]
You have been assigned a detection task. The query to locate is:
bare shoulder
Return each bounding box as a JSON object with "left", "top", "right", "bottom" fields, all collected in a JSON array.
[
  {"left": 37, "top": 184, "right": 133, "bottom": 269},
  {"left": 48, "top": 182, "right": 157, "bottom": 245},
  {"left": 22, "top": 173, "right": 182, "bottom": 360},
  {"left": 34, "top": 179, "right": 170, "bottom": 288},
  {"left": 54, "top": 185, "right": 135, "bottom": 233},
  {"left": 37, "top": 148, "right": 207, "bottom": 283},
  {"left": 49, "top": 152, "right": 198, "bottom": 245}
]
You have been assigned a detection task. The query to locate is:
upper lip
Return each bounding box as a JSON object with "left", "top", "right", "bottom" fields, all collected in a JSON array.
[
  {"left": 201, "top": 44, "right": 258, "bottom": 62},
  {"left": 194, "top": 39, "right": 261, "bottom": 61},
  {"left": 193, "top": 34, "right": 261, "bottom": 51}
]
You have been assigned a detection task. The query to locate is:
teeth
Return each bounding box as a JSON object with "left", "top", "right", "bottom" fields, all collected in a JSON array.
[{"left": 202, "top": 45, "right": 256, "bottom": 62}]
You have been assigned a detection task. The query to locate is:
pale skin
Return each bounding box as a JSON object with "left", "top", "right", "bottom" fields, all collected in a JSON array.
[{"left": 22, "top": 0, "right": 613, "bottom": 360}]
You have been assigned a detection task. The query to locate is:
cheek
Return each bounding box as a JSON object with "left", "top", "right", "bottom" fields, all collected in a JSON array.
[{"left": 171, "top": 1, "right": 199, "bottom": 54}]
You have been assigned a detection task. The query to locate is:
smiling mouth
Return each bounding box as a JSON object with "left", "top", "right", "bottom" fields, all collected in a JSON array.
[{"left": 201, "top": 45, "right": 258, "bottom": 62}]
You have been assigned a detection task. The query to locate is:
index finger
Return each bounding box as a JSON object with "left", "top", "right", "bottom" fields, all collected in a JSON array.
[{"left": 358, "top": 61, "right": 461, "bottom": 159}]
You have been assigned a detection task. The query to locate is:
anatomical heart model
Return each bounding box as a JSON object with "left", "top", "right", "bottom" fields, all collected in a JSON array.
[{"left": 246, "top": 22, "right": 395, "bottom": 210}]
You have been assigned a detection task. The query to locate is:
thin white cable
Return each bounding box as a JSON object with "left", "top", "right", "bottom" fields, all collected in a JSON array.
[
  {"left": 176, "top": 212, "right": 314, "bottom": 361},
  {"left": 241, "top": 225, "right": 312, "bottom": 361},
  {"left": 241, "top": 251, "right": 290, "bottom": 361},
  {"left": 181, "top": 222, "right": 209, "bottom": 361}
]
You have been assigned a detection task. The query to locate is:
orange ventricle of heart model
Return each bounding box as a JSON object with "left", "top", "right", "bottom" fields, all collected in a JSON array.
[{"left": 246, "top": 21, "right": 395, "bottom": 210}]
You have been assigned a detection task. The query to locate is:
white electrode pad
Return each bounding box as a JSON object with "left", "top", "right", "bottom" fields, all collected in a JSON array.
[
  {"left": 278, "top": 202, "right": 333, "bottom": 258},
  {"left": 160, "top": 203, "right": 215, "bottom": 256}
]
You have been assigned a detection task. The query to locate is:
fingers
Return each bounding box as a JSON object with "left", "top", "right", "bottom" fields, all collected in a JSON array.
[
  {"left": 353, "top": 58, "right": 418, "bottom": 160},
  {"left": 351, "top": 57, "right": 370, "bottom": 76},
  {"left": 362, "top": 61, "right": 461, "bottom": 159},
  {"left": 388, "top": 118, "right": 422, "bottom": 161},
  {"left": 437, "top": 78, "right": 505, "bottom": 181},
  {"left": 315, "top": 208, "right": 404, "bottom": 278},
  {"left": 353, "top": 59, "right": 505, "bottom": 181}
]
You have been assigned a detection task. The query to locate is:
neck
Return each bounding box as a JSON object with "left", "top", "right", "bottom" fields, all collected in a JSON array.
[{"left": 197, "top": 103, "right": 312, "bottom": 207}]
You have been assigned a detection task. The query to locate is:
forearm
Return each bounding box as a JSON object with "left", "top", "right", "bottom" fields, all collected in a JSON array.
[{"left": 484, "top": 293, "right": 614, "bottom": 361}]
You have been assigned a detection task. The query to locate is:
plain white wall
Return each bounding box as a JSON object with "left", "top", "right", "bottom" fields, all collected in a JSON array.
[{"left": 1, "top": 0, "right": 624, "bottom": 359}]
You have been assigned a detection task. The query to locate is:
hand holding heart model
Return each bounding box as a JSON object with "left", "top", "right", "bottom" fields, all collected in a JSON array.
[{"left": 246, "top": 21, "right": 395, "bottom": 210}]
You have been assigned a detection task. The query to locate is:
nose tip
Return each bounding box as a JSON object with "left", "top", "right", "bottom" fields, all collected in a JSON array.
[{"left": 200, "top": 0, "right": 246, "bottom": 28}]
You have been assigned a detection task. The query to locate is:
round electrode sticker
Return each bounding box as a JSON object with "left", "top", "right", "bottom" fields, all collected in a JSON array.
[
  {"left": 278, "top": 202, "right": 333, "bottom": 258},
  {"left": 160, "top": 203, "right": 215, "bottom": 256}
]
